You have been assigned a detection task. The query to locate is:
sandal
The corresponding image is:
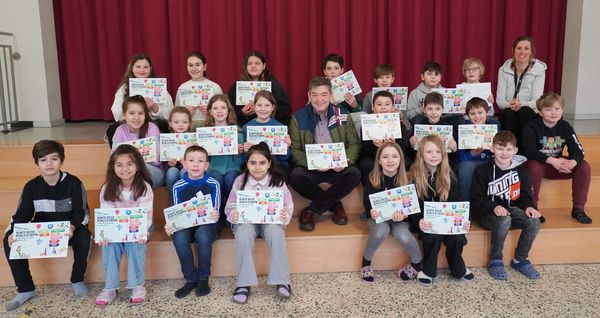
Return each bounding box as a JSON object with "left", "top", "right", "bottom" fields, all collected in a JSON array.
[
  {"left": 95, "top": 289, "right": 117, "bottom": 307},
  {"left": 487, "top": 259, "right": 508, "bottom": 280},
  {"left": 417, "top": 271, "right": 433, "bottom": 287},
  {"left": 361, "top": 265, "right": 375, "bottom": 284},
  {"left": 572, "top": 209, "right": 592, "bottom": 224},
  {"left": 397, "top": 264, "right": 418, "bottom": 281},
  {"left": 510, "top": 259, "right": 541, "bottom": 280},
  {"left": 232, "top": 286, "right": 250, "bottom": 304},
  {"left": 130, "top": 286, "right": 146, "bottom": 304},
  {"left": 276, "top": 284, "right": 292, "bottom": 299}
]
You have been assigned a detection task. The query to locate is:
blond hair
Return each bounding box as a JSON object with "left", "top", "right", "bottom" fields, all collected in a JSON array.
[{"left": 409, "top": 135, "right": 454, "bottom": 201}]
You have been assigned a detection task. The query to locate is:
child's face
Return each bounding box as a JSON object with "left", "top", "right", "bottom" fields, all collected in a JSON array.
[
  {"left": 423, "top": 103, "right": 443, "bottom": 123},
  {"left": 209, "top": 100, "right": 229, "bottom": 124},
  {"left": 422, "top": 141, "right": 442, "bottom": 170},
  {"left": 491, "top": 143, "right": 518, "bottom": 168},
  {"left": 36, "top": 152, "right": 62, "bottom": 179},
  {"left": 420, "top": 70, "right": 442, "bottom": 88},
  {"left": 513, "top": 40, "right": 533, "bottom": 64},
  {"left": 124, "top": 103, "right": 146, "bottom": 132},
  {"left": 372, "top": 96, "right": 394, "bottom": 114},
  {"left": 132, "top": 59, "right": 151, "bottom": 78},
  {"left": 374, "top": 74, "right": 394, "bottom": 87},
  {"left": 540, "top": 101, "right": 563, "bottom": 126},
  {"left": 246, "top": 56, "right": 266, "bottom": 79},
  {"left": 187, "top": 56, "right": 206, "bottom": 81},
  {"left": 308, "top": 85, "right": 332, "bottom": 114},
  {"left": 247, "top": 152, "right": 271, "bottom": 181},
  {"left": 114, "top": 154, "right": 138, "bottom": 184},
  {"left": 323, "top": 61, "right": 343, "bottom": 80},
  {"left": 467, "top": 106, "right": 488, "bottom": 125},
  {"left": 169, "top": 112, "right": 191, "bottom": 133},
  {"left": 463, "top": 64, "right": 482, "bottom": 83},
  {"left": 254, "top": 96, "right": 274, "bottom": 121},
  {"left": 183, "top": 151, "right": 209, "bottom": 179},
  {"left": 379, "top": 146, "right": 401, "bottom": 176}
]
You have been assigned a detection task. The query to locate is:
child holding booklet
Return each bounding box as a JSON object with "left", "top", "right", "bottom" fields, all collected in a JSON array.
[
  {"left": 112, "top": 95, "right": 165, "bottom": 188},
  {"left": 361, "top": 142, "right": 422, "bottom": 284},
  {"left": 175, "top": 52, "right": 223, "bottom": 129},
  {"left": 322, "top": 53, "right": 363, "bottom": 113},
  {"left": 165, "top": 106, "right": 193, "bottom": 203},
  {"left": 242, "top": 90, "right": 292, "bottom": 179},
  {"left": 471, "top": 131, "right": 542, "bottom": 280},
  {"left": 227, "top": 50, "right": 291, "bottom": 126},
  {"left": 461, "top": 58, "right": 495, "bottom": 115},
  {"left": 95, "top": 144, "right": 154, "bottom": 306},
  {"left": 225, "top": 143, "right": 294, "bottom": 304},
  {"left": 166, "top": 145, "right": 220, "bottom": 298},
  {"left": 3, "top": 140, "right": 91, "bottom": 311},
  {"left": 362, "top": 64, "right": 396, "bottom": 114},
  {"left": 456, "top": 97, "right": 499, "bottom": 200},
  {"left": 204, "top": 94, "right": 245, "bottom": 221},
  {"left": 409, "top": 135, "right": 473, "bottom": 286}
]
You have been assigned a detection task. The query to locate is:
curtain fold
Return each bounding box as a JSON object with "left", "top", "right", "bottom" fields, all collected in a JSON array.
[{"left": 53, "top": 0, "right": 567, "bottom": 121}]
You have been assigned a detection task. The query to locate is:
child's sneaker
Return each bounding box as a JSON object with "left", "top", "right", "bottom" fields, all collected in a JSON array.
[
  {"left": 361, "top": 265, "right": 375, "bottom": 284},
  {"left": 397, "top": 264, "right": 418, "bottom": 281},
  {"left": 130, "top": 286, "right": 146, "bottom": 304},
  {"left": 417, "top": 271, "right": 433, "bottom": 286},
  {"left": 95, "top": 289, "right": 117, "bottom": 307},
  {"left": 460, "top": 268, "right": 475, "bottom": 281}
]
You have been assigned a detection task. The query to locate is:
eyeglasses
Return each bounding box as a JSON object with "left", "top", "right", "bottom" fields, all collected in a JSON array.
[{"left": 464, "top": 67, "right": 480, "bottom": 73}]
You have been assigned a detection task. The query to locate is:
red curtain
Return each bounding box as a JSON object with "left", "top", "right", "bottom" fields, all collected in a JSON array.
[{"left": 53, "top": 0, "right": 567, "bottom": 121}]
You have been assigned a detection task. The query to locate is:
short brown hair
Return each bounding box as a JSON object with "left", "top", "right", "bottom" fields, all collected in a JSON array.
[
  {"left": 492, "top": 131, "right": 517, "bottom": 147},
  {"left": 32, "top": 140, "right": 65, "bottom": 165},
  {"left": 308, "top": 77, "right": 332, "bottom": 93},
  {"left": 465, "top": 97, "right": 489, "bottom": 114},
  {"left": 536, "top": 92, "right": 564, "bottom": 112},
  {"left": 184, "top": 145, "right": 209, "bottom": 161},
  {"left": 462, "top": 58, "right": 485, "bottom": 76},
  {"left": 322, "top": 53, "right": 344, "bottom": 69},
  {"left": 253, "top": 90, "right": 277, "bottom": 117},
  {"left": 423, "top": 92, "right": 443, "bottom": 108},
  {"left": 373, "top": 90, "right": 394, "bottom": 105},
  {"left": 373, "top": 64, "right": 395, "bottom": 78}
]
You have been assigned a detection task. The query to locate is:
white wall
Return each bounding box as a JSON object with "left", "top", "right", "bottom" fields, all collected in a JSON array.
[
  {"left": 562, "top": 0, "right": 600, "bottom": 120},
  {"left": 0, "top": 0, "right": 64, "bottom": 127}
]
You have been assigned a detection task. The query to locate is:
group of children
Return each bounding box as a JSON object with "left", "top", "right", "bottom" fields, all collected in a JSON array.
[{"left": 2, "top": 49, "right": 592, "bottom": 311}]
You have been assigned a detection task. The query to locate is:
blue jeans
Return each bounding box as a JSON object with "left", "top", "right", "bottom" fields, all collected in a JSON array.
[
  {"left": 209, "top": 170, "right": 241, "bottom": 220},
  {"left": 166, "top": 167, "right": 186, "bottom": 205},
  {"left": 146, "top": 163, "right": 166, "bottom": 188},
  {"left": 172, "top": 224, "right": 219, "bottom": 282},
  {"left": 102, "top": 242, "right": 147, "bottom": 290},
  {"left": 456, "top": 160, "right": 486, "bottom": 201}
]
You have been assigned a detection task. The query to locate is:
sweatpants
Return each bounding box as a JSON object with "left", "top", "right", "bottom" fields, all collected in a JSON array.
[
  {"left": 527, "top": 159, "right": 591, "bottom": 209},
  {"left": 420, "top": 233, "right": 467, "bottom": 278},
  {"left": 363, "top": 220, "right": 422, "bottom": 264}
]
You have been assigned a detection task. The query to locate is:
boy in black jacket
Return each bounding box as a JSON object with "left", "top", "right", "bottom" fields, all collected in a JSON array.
[
  {"left": 471, "top": 131, "right": 542, "bottom": 281},
  {"left": 3, "top": 140, "right": 91, "bottom": 311},
  {"left": 522, "top": 93, "right": 592, "bottom": 224}
]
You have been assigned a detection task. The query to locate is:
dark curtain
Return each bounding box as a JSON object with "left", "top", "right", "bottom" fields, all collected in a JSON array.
[{"left": 53, "top": 0, "right": 567, "bottom": 121}]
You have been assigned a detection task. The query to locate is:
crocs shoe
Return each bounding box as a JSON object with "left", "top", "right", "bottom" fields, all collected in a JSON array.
[
  {"left": 511, "top": 259, "right": 541, "bottom": 280},
  {"left": 130, "top": 286, "right": 147, "bottom": 304},
  {"left": 95, "top": 289, "right": 117, "bottom": 307},
  {"left": 488, "top": 259, "right": 508, "bottom": 280}
]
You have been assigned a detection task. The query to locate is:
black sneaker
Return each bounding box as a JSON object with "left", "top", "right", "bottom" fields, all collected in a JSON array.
[
  {"left": 174, "top": 282, "right": 197, "bottom": 298},
  {"left": 572, "top": 208, "right": 592, "bottom": 224},
  {"left": 195, "top": 279, "right": 210, "bottom": 296}
]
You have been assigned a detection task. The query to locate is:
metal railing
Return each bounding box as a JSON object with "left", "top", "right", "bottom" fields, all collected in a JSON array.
[{"left": 0, "top": 31, "right": 19, "bottom": 133}]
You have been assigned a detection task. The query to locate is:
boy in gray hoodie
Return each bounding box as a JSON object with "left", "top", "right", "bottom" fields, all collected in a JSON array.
[{"left": 406, "top": 62, "right": 443, "bottom": 125}]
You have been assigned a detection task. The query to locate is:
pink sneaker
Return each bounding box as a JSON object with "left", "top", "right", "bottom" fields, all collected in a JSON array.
[
  {"left": 130, "top": 286, "right": 147, "bottom": 304},
  {"left": 95, "top": 289, "right": 117, "bottom": 307}
]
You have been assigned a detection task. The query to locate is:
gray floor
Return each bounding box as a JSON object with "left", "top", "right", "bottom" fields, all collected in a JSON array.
[{"left": 0, "top": 264, "right": 598, "bottom": 317}]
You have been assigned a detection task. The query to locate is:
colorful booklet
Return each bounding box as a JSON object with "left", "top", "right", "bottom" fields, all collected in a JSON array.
[
  {"left": 413, "top": 125, "right": 453, "bottom": 152},
  {"left": 94, "top": 207, "right": 148, "bottom": 243},
  {"left": 458, "top": 124, "right": 498, "bottom": 150},
  {"left": 163, "top": 194, "right": 215, "bottom": 232},
  {"left": 235, "top": 81, "right": 272, "bottom": 105},
  {"left": 117, "top": 136, "right": 158, "bottom": 162},
  {"left": 196, "top": 126, "right": 239, "bottom": 156},
  {"left": 129, "top": 78, "right": 168, "bottom": 104},
  {"left": 9, "top": 221, "right": 71, "bottom": 260},
  {"left": 159, "top": 133, "right": 198, "bottom": 161},
  {"left": 178, "top": 83, "right": 215, "bottom": 106},
  {"left": 371, "top": 87, "right": 409, "bottom": 110},
  {"left": 457, "top": 82, "right": 493, "bottom": 108},
  {"left": 305, "top": 142, "right": 348, "bottom": 170},
  {"left": 361, "top": 113, "right": 402, "bottom": 141},
  {"left": 368, "top": 184, "right": 420, "bottom": 223},
  {"left": 236, "top": 190, "right": 284, "bottom": 224},
  {"left": 331, "top": 70, "right": 362, "bottom": 103},
  {"left": 432, "top": 88, "right": 470, "bottom": 114},
  {"left": 246, "top": 126, "right": 288, "bottom": 155},
  {"left": 423, "top": 201, "right": 470, "bottom": 235}
]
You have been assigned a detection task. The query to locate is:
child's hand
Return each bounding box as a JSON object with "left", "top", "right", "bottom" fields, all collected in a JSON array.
[
  {"left": 243, "top": 141, "right": 253, "bottom": 153},
  {"left": 238, "top": 144, "right": 244, "bottom": 154},
  {"left": 284, "top": 135, "right": 292, "bottom": 146},
  {"left": 547, "top": 157, "right": 563, "bottom": 171},
  {"left": 333, "top": 164, "right": 346, "bottom": 173},
  {"left": 68, "top": 225, "right": 75, "bottom": 238},
  {"left": 279, "top": 209, "right": 289, "bottom": 223},
  {"left": 164, "top": 224, "right": 173, "bottom": 236},
  {"left": 559, "top": 159, "right": 577, "bottom": 173},
  {"left": 317, "top": 168, "right": 331, "bottom": 172},
  {"left": 525, "top": 207, "right": 542, "bottom": 218},
  {"left": 373, "top": 139, "right": 384, "bottom": 147},
  {"left": 392, "top": 211, "right": 407, "bottom": 222},
  {"left": 470, "top": 148, "right": 484, "bottom": 157},
  {"left": 344, "top": 93, "right": 358, "bottom": 108},
  {"left": 242, "top": 102, "right": 255, "bottom": 116},
  {"left": 462, "top": 220, "right": 471, "bottom": 232},
  {"left": 232, "top": 209, "right": 239, "bottom": 223},
  {"left": 410, "top": 136, "right": 418, "bottom": 147},
  {"left": 98, "top": 240, "right": 110, "bottom": 247},
  {"left": 7, "top": 234, "right": 13, "bottom": 247},
  {"left": 168, "top": 159, "right": 177, "bottom": 167},
  {"left": 211, "top": 209, "right": 219, "bottom": 221},
  {"left": 493, "top": 205, "right": 510, "bottom": 216},
  {"left": 186, "top": 106, "right": 197, "bottom": 115},
  {"left": 487, "top": 95, "right": 494, "bottom": 104},
  {"left": 137, "top": 237, "right": 147, "bottom": 244},
  {"left": 419, "top": 219, "right": 432, "bottom": 231},
  {"left": 449, "top": 138, "right": 457, "bottom": 152},
  {"left": 198, "top": 104, "right": 208, "bottom": 114},
  {"left": 370, "top": 209, "right": 379, "bottom": 220},
  {"left": 144, "top": 97, "right": 160, "bottom": 113}
]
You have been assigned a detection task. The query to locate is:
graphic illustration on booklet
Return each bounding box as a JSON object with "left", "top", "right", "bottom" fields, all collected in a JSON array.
[{"left": 9, "top": 221, "right": 71, "bottom": 260}]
